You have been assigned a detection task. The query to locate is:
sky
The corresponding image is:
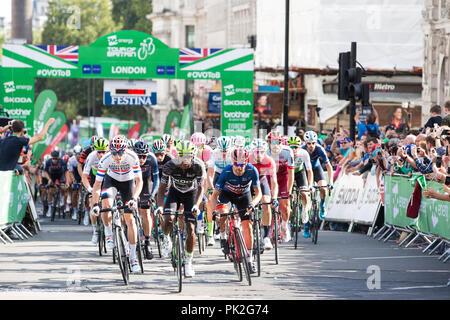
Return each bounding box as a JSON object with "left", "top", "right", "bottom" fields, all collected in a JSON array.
[{"left": 0, "top": 0, "right": 12, "bottom": 28}]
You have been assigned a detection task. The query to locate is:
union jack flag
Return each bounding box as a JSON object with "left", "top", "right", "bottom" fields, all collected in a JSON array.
[
  {"left": 179, "top": 48, "right": 224, "bottom": 66},
  {"left": 30, "top": 45, "right": 79, "bottom": 64}
]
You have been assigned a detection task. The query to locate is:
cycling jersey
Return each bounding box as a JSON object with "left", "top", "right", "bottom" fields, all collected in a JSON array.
[
  {"left": 96, "top": 149, "right": 142, "bottom": 183},
  {"left": 140, "top": 153, "right": 160, "bottom": 197},
  {"left": 267, "top": 146, "right": 294, "bottom": 176},
  {"left": 83, "top": 151, "right": 101, "bottom": 176},
  {"left": 68, "top": 156, "right": 81, "bottom": 182},
  {"left": 293, "top": 148, "right": 312, "bottom": 173},
  {"left": 248, "top": 153, "right": 276, "bottom": 181},
  {"left": 215, "top": 163, "right": 260, "bottom": 195},
  {"left": 161, "top": 157, "right": 206, "bottom": 193},
  {"left": 44, "top": 158, "right": 67, "bottom": 182},
  {"left": 79, "top": 146, "right": 94, "bottom": 166},
  {"left": 207, "top": 149, "right": 232, "bottom": 174},
  {"left": 157, "top": 152, "right": 175, "bottom": 179},
  {"left": 302, "top": 144, "right": 330, "bottom": 168}
]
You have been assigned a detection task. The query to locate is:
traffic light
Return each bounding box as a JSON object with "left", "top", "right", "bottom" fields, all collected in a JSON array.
[
  {"left": 338, "top": 52, "right": 350, "bottom": 100},
  {"left": 346, "top": 66, "right": 362, "bottom": 100}
]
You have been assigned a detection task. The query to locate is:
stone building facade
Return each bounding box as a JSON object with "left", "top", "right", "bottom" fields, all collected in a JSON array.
[{"left": 422, "top": 0, "right": 450, "bottom": 121}]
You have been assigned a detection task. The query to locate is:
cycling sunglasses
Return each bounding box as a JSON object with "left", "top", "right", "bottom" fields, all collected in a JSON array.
[
  {"left": 154, "top": 152, "right": 165, "bottom": 157},
  {"left": 306, "top": 142, "right": 316, "bottom": 146},
  {"left": 138, "top": 155, "right": 147, "bottom": 159},
  {"left": 111, "top": 150, "right": 125, "bottom": 156},
  {"left": 270, "top": 141, "right": 281, "bottom": 146},
  {"left": 233, "top": 162, "right": 246, "bottom": 167},
  {"left": 290, "top": 145, "right": 300, "bottom": 149},
  {"left": 253, "top": 150, "right": 265, "bottom": 154},
  {"left": 97, "top": 150, "right": 107, "bottom": 154}
]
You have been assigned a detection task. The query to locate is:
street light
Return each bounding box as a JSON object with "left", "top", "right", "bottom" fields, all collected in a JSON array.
[{"left": 283, "top": 0, "right": 290, "bottom": 135}]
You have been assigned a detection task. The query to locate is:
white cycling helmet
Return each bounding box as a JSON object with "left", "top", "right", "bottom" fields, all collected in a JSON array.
[
  {"left": 73, "top": 145, "right": 82, "bottom": 154},
  {"left": 304, "top": 131, "right": 318, "bottom": 142},
  {"left": 250, "top": 138, "right": 268, "bottom": 151},
  {"left": 233, "top": 135, "right": 246, "bottom": 148},
  {"left": 216, "top": 136, "right": 231, "bottom": 151}
]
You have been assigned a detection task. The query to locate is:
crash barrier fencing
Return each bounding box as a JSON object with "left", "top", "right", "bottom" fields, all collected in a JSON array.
[
  {"left": 373, "top": 174, "right": 449, "bottom": 263},
  {"left": 325, "top": 166, "right": 382, "bottom": 236},
  {"left": 0, "top": 171, "right": 40, "bottom": 244}
]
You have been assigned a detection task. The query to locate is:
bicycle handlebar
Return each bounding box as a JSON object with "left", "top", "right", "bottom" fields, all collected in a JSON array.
[{"left": 99, "top": 205, "right": 128, "bottom": 213}]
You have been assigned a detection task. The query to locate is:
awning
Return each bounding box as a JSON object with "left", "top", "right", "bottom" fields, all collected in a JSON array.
[{"left": 316, "top": 95, "right": 349, "bottom": 123}]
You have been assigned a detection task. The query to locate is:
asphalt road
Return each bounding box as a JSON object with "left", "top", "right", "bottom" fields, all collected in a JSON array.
[{"left": 0, "top": 210, "right": 448, "bottom": 300}]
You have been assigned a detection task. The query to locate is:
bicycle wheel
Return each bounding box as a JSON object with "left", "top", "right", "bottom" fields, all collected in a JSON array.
[
  {"left": 77, "top": 191, "right": 84, "bottom": 225},
  {"left": 236, "top": 229, "right": 252, "bottom": 286},
  {"left": 252, "top": 218, "right": 261, "bottom": 277},
  {"left": 135, "top": 223, "right": 144, "bottom": 273},
  {"left": 173, "top": 232, "right": 183, "bottom": 293},
  {"left": 294, "top": 200, "right": 300, "bottom": 249},
  {"left": 115, "top": 227, "right": 129, "bottom": 285},
  {"left": 152, "top": 212, "right": 162, "bottom": 258},
  {"left": 272, "top": 212, "right": 279, "bottom": 265},
  {"left": 312, "top": 207, "right": 319, "bottom": 245},
  {"left": 97, "top": 222, "right": 103, "bottom": 256},
  {"left": 229, "top": 234, "right": 242, "bottom": 282}
]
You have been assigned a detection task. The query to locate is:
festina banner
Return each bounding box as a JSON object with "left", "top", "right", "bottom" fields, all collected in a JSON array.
[
  {"left": 103, "top": 79, "right": 157, "bottom": 106},
  {"left": 326, "top": 169, "right": 381, "bottom": 225},
  {"left": 1, "top": 30, "right": 254, "bottom": 137}
]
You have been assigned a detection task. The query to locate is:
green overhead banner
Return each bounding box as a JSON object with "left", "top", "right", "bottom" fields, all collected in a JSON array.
[{"left": 1, "top": 30, "right": 254, "bottom": 138}]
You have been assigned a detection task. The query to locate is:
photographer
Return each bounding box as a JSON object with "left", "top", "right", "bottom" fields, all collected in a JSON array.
[{"left": 0, "top": 118, "right": 55, "bottom": 171}]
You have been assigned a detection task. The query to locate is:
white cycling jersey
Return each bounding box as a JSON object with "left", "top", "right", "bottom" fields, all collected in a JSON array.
[
  {"left": 294, "top": 148, "right": 312, "bottom": 172},
  {"left": 68, "top": 155, "right": 79, "bottom": 173},
  {"left": 83, "top": 150, "right": 101, "bottom": 176},
  {"left": 96, "top": 149, "right": 142, "bottom": 182},
  {"left": 207, "top": 149, "right": 232, "bottom": 174}
]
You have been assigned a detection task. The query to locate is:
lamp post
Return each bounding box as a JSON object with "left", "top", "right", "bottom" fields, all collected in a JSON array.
[{"left": 282, "top": 0, "right": 290, "bottom": 135}]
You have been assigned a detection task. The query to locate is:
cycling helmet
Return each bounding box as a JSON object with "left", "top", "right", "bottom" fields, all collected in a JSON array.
[
  {"left": 266, "top": 131, "right": 282, "bottom": 143},
  {"left": 281, "top": 135, "right": 289, "bottom": 146},
  {"left": 207, "top": 136, "right": 217, "bottom": 148},
  {"left": 176, "top": 140, "right": 196, "bottom": 157},
  {"left": 216, "top": 136, "right": 231, "bottom": 151},
  {"left": 161, "top": 134, "right": 174, "bottom": 146},
  {"left": 231, "top": 148, "right": 249, "bottom": 163},
  {"left": 287, "top": 136, "right": 302, "bottom": 146},
  {"left": 304, "top": 131, "right": 318, "bottom": 142},
  {"left": 233, "top": 135, "right": 246, "bottom": 148},
  {"left": 190, "top": 132, "right": 207, "bottom": 146},
  {"left": 110, "top": 135, "right": 128, "bottom": 151},
  {"left": 133, "top": 140, "right": 150, "bottom": 155},
  {"left": 250, "top": 138, "right": 268, "bottom": 151},
  {"left": 62, "top": 154, "right": 70, "bottom": 163},
  {"left": 73, "top": 145, "right": 82, "bottom": 154},
  {"left": 152, "top": 139, "right": 166, "bottom": 152},
  {"left": 90, "top": 136, "right": 100, "bottom": 146},
  {"left": 94, "top": 137, "right": 109, "bottom": 151}
]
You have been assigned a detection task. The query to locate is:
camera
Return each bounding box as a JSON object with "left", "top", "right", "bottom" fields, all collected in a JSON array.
[{"left": 0, "top": 117, "right": 13, "bottom": 128}]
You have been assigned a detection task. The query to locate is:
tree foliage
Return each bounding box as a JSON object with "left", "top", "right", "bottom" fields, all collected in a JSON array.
[{"left": 111, "top": 0, "right": 153, "bottom": 33}]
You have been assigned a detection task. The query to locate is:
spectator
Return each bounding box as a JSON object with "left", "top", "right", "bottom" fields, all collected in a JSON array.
[
  {"left": 444, "top": 101, "right": 450, "bottom": 115},
  {"left": 423, "top": 105, "right": 442, "bottom": 130},
  {"left": 355, "top": 105, "right": 380, "bottom": 139},
  {"left": 423, "top": 183, "right": 450, "bottom": 202},
  {"left": 386, "top": 106, "right": 409, "bottom": 136},
  {"left": 0, "top": 118, "right": 55, "bottom": 171}
]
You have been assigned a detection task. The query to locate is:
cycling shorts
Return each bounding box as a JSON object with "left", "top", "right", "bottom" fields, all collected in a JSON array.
[
  {"left": 138, "top": 193, "right": 152, "bottom": 210},
  {"left": 269, "top": 173, "right": 289, "bottom": 198},
  {"left": 213, "top": 171, "right": 221, "bottom": 187},
  {"left": 164, "top": 187, "right": 197, "bottom": 223},
  {"left": 313, "top": 165, "right": 326, "bottom": 183},
  {"left": 294, "top": 170, "right": 308, "bottom": 189},
  {"left": 260, "top": 177, "right": 271, "bottom": 197},
  {"left": 101, "top": 174, "right": 134, "bottom": 213},
  {"left": 217, "top": 190, "right": 252, "bottom": 222}
]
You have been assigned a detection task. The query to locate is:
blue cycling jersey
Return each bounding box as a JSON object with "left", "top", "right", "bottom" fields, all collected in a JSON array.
[
  {"left": 140, "top": 153, "right": 160, "bottom": 196},
  {"left": 215, "top": 163, "right": 260, "bottom": 195},
  {"left": 302, "top": 144, "right": 330, "bottom": 168}
]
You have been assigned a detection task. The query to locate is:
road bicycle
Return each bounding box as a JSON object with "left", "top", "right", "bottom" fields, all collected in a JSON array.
[
  {"left": 309, "top": 185, "right": 329, "bottom": 245},
  {"left": 96, "top": 214, "right": 107, "bottom": 256},
  {"left": 215, "top": 208, "right": 252, "bottom": 286},
  {"left": 49, "top": 183, "right": 64, "bottom": 222},
  {"left": 100, "top": 203, "right": 130, "bottom": 285},
  {"left": 253, "top": 202, "right": 269, "bottom": 277},
  {"left": 162, "top": 211, "right": 186, "bottom": 293},
  {"left": 150, "top": 200, "right": 164, "bottom": 258},
  {"left": 77, "top": 185, "right": 88, "bottom": 225}
]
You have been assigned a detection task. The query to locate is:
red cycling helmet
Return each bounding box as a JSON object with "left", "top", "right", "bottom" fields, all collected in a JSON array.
[
  {"left": 266, "top": 130, "right": 282, "bottom": 143},
  {"left": 232, "top": 148, "right": 249, "bottom": 164},
  {"left": 110, "top": 135, "right": 128, "bottom": 151}
]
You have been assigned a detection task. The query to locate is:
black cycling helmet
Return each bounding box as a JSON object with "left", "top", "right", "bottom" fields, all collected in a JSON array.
[
  {"left": 50, "top": 150, "right": 59, "bottom": 158},
  {"left": 133, "top": 140, "right": 150, "bottom": 155}
]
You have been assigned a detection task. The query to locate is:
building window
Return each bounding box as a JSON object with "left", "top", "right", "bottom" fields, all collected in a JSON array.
[{"left": 185, "top": 25, "right": 195, "bottom": 47}]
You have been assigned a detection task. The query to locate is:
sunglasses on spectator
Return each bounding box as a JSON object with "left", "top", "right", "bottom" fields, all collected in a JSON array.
[
  {"left": 111, "top": 150, "right": 124, "bottom": 156},
  {"left": 233, "top": 162, "right": 246, "bottom": 167}
]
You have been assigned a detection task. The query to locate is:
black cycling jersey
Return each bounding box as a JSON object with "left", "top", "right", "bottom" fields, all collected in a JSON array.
[
  {"left": 160, "top": 157, "right": 206, "bottom": 193},
  {"left": 157, "top": 152, "right": 174, "bottom": 179}
]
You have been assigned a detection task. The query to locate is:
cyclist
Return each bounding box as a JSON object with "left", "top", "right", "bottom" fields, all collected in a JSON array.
[
  {"left": 191, "top": 132, "right": 213, "bottom": 163},
  {"left": 68, "top": 145, "right": 83, "bottom": 221},
  {"left": 287, "top": 136, "right": 314, "bottom": 238},
  {"left": 91, "top": 135, "right": 143, "bottom": 273},
  {"left": 39, "top": 154, "right": 51, "bottom": 216},
  {"left": 133, "top": 139, "right": 160, "bottom": 260},
  {"left": 161, "top": 134, "right": 178, "bottom": 158},
  {"left": 302, "top": 131, "right": 334, "bottom": 219},
  {"left": 209, "top": 148, "right": 262, "bottom": 274},
  {"left": 248, "top": 138, "right": 278, "bottom": 250},
  {"left": 155, "top": 141, "right": 206, "bottom": 278},
  {"left": 44, "top": 150, "right": 70, "bottom": 213},
  {"left": 152, "top": 139, "right": 175, "bottom": 179},
  {"left": 266, "top": 131, "right": 295, "bottom": 242},
  {"left": 127, "top": 138, "right": 137, "bottom": 150},
  {"left": 205, "top": 136, "right": 233, "bottom": 246},
  {"left": 82, "top": 137, "right": 109, "bottom": 243},
  {"left": 77, "top": 136, "right": 99, "bottom": 179},
  {"left": 232, "top": 135, "right": 246, "bottom": 150}
]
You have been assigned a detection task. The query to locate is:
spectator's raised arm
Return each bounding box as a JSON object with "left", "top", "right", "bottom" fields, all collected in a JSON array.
[{"left": 29, "top": 118, "right": 56, "bottom": 145}]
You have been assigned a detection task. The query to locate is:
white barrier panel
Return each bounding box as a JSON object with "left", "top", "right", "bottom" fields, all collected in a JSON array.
[{"left": 326, "top": 170, "right": 381, "bottom": 225}]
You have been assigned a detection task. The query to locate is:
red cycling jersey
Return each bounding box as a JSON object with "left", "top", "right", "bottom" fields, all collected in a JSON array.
[{"left": 248, "top": 153, "right": 276, "bottom": 181}]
